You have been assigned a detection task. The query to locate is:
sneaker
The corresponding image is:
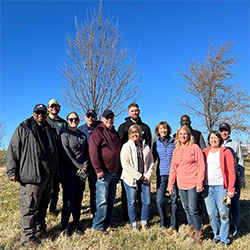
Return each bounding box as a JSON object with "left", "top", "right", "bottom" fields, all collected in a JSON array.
[
  {"left": 219, "top": 241, "right": 230, "bottom": 247},
  {"left": 74, "top": 226, "right": 84, "bottom": 236},
  {"left": 212, "top": 238, "right": 220, "bottom": 244}
]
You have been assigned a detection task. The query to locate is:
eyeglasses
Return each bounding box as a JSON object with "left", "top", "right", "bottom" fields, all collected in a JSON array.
[
  {"left": 35, "top": 111, "right": 47, "bottom": 115},
  {"left": 86, "top": 115, "right": 96, "bottom": 119},
  {"left": 69, "top": 118, "right": 79, "bottom": 122}
]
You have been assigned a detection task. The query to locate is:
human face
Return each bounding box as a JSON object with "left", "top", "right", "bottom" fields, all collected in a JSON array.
[
  {"left": 67, "top": 113, "right": 80, "bottom": 129},
  {"left": 130, "top": 130, "right": 141, "bottom": 143},
  {"left": 219, "top": 128, "right": 230, "bottom": 140},
  {"left": 84, "top": 114, "right": 97, "bottom": 127},
  {"left": 33, "top": 111, "right": 47, "bottom": 124},
  {"left": 209, "top": 133, "right": 221, "bottom": 148},
  {"left": 128, "top": 106, "right": 140, "bottom": 120},
  {"left": 178, "top": 128, "right": 189, "bottom": 145},
  {"left": 102, "top": 115, "right": 114, "bottom": 130},
  {"left": 158, "top": 125, "right": 168, "bottom": 138},
  {"left": 180, "top": 116, "right": 191, "bottom": 127},
  {"left": 47, "top": 104, "right": 60, "bottom": 115}
]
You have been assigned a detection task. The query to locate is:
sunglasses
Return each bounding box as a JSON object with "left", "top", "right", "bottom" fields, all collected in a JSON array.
[
  {"left": 86, "top": 115, "right": 96, "bottom": 119},
  {"left": 69, "top": 118, "right": 79, "bottom": 122},
  {"left": 35, "top": 111, "right": 47, "bottom": 115}
]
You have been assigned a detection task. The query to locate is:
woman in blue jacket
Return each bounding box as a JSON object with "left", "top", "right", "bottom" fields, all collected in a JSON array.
[{"left": 152, "top": 121, "right": 177, "bottom": 231}]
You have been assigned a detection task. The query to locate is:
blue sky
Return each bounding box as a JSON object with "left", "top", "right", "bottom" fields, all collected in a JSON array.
[{"left": 1, "top": 0, "right": 249, "bottom": 147}]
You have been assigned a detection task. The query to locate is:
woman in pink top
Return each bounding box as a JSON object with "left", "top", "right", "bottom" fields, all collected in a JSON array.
[
  {"left": 168, "top": 126, "right": 205, "bottom": 244},
  {"left": 203, "top": 131, "right": 235, "bottom": 246}
]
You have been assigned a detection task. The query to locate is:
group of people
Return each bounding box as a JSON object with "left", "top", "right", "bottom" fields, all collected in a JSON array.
[{"left": 6, "top": 100, "right": 245, "bottom": 248}]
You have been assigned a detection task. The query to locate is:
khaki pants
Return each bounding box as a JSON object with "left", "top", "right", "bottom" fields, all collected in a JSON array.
[{"left": 19, "top": 174, "right": 54, "bottom": 242}]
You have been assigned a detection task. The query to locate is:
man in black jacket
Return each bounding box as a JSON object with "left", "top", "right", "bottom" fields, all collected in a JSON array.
[
  {"left": 118, "top": 103, "right": 152, "bottom": 220},
  {"left": 47, "top": 99, "right": 67, "bottom": 215},
  {"left": 6, "top": 104, "right": 59, "bottom": 247}
]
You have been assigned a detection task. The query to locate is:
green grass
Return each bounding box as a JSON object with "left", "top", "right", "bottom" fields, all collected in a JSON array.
[{"left": 0, "top": 156, "right": 250, "bottom": 250}]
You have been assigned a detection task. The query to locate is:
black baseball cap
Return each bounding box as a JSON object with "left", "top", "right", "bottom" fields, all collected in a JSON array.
[
  {"left": 86, "top": 109, "right": 97, "bottom": 117},
  {"left": 219, "top": 123, "right": 231, "bottom": 132},
  {"left": 33, "top": 104, "right": 47, "bottom": 113},
  {"left": 102, "top": 109, "right": 114, "bottom": 117}
]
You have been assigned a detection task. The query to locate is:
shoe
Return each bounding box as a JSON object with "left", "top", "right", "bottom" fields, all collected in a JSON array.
[
  {"left": 22, "top": 239, "right": 40, "bottom": 248},
  {"left": 219, "top": 241, "right": 230, "bottom": 247},
  {"left": 74, "top": 226, "right": 84, "bottom": 236},
  {"left": 212, "top": 238, "right": 220, "bottom": 244}
]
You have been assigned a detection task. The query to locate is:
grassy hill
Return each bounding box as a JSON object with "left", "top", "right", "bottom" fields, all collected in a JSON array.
[{"left": 0, "top": 153, "right": 249, "bottom": 250}]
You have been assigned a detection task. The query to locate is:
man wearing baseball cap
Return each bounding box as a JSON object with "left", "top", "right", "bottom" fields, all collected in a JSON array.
[
  {"left": 219, "top": 123, "right": 245, "bottom": 238},
  {"left": 89, "top": 110, "right": 121, "bottom": 233},
  {"left": 47, "top": 99, "right": 68, "bottom": 215},
  {"left": 78, "top": 109, "right": 100, "bottom": 218},
  {"left": 6, "top": 104, "right": 59, "bottom": 247}
]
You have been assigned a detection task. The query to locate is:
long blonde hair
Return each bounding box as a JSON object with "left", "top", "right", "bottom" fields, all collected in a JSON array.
[{"left": 175, "top": 126, "right": 194, "bottom": 149}]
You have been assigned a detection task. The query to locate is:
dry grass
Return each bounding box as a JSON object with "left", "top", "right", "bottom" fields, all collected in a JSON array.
[{"left": 0, "top": 155, "right": 250, "bottom": 250}]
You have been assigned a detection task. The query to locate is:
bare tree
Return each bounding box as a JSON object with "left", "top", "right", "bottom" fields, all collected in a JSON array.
[
  {"left": 60, "top": 3, "right": 142, "bottom": 119},
  {"left": 177, "top": 40, "right": 250, "bottom": 134}
]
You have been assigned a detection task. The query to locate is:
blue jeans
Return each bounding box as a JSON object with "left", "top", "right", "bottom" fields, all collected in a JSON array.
[
  {"left": 230, "top": 177, "right": 240, "bottom": 235},
  {"left": 93, "top": 172, "right": 117, "bottom": 230},
  {"left": 156, "top": 175, "right": 177, "bottom": 229},
  {"left": 204, "top": 185, "right": 230, "bottom": 244},
  {"left": 179, "top": 187, "right": 201, "bottom": 231},
  {"left": 61, "top": 167, "right": 85, "bottom": 230},
  {"left": 123, "top": 180, "right": 150, "bottom": 227}
]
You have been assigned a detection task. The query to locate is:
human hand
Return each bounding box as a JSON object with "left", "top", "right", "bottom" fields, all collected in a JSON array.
[
  {"left": 78, "top": 165, "right": 87, "bottom": 175},
  {"left": 227, "top": 192, "right": 235, "bottom": 199},
  {"left": 168, "top": 187, "right": 174, "bottom": 195},
  {"left": 9, "top": 176, "right": 18, "bottom": 182},
  {"left": 143, "top": 177, "right": 149, "bottom": 183},
  {"left": 196, "top": 186, "right": 203, "bottom": 193},
  {"left": 97, "top": 172, "right": 104, "bottom": 180}
]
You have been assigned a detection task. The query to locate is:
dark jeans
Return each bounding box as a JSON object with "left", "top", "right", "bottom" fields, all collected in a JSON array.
[
  {"left": 88, "top": 172, "right": 97, "bottom": 215},
  {"left": 19, "top": 174, "right": 54, "bottom": 242},
  {"left": 179, "top": 187, "right": 202, "bottom": 231},
  {"left": 156, "top": 175, "right": 177, "bottom": 229},
  {"left": 49, "top": 174, "right": 60, "bottom": 212},
  {"left": 61, "top": 167, "right": 85, "bottom": 230},
  {"left": 230, "top": 177, "right": 241, "bottom": 235}
]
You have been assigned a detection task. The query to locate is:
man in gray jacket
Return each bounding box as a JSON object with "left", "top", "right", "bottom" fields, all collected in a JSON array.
[
  {"left": 6, "top": 104, "right": 59, "bottom": 247},
  {"left": 219, "top": 123, "right": 245, "bottom": 238}
]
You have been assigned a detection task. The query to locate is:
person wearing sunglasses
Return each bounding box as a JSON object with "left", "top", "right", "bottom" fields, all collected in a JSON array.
[
  {"left": 6, "top": 104, "right": 59, "bottom": 248},
  {"left": 78, "top": 110, "right": 100, "bottom": 218},
  {"left": 46, "top": 99, "right": 68, "bottom": 216},
  {"left": 60, "top": 112, "right": 89, "bottom": 236},
  {"left": 89, "top": 110, "right": 121, "bottom": 233}
]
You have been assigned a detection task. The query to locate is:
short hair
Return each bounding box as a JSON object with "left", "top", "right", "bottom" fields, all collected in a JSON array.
[
  {"left": 128, "top": 103, "right": 139, "bottom": 110},
  {"left": 155, "top": 121, "right": 172, "bottom": 136},
  {"left": 180, "top": 114, "right": 191, "bottom": 122},
  {"left": 67, "top": 112, "right": 79, "bottom": 121},
  {"left": 175, "top": 125, "right": 194, "bottom": 149},
  {"left": 207, "top": 131, "right": 223, "bottom": 147},
  {"left": 128, "top": 124, "right": 142, "bottom": 139}
]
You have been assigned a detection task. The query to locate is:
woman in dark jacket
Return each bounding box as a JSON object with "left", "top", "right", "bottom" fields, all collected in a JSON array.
[
  {"left": 60, "top": 112, "right": 88, "bottom": 235},
  {"left": 152, "top": 121, "right": 177, "bottom": 231}
]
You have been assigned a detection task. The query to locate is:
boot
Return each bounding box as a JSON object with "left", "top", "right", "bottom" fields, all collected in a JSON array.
[
  {"left": 189, "top": 225, "right": 195, "bottom": 239},
  {"left": 195, "top": 230, "right": 203, "bottom": 244}
]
